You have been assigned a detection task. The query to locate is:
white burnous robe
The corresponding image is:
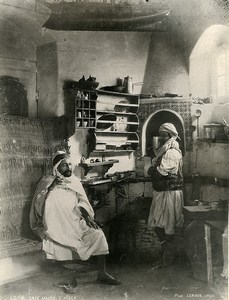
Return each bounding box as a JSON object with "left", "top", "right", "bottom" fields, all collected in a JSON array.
[{"left": 31, "top": 175, "right": 109, "bottom": 261}]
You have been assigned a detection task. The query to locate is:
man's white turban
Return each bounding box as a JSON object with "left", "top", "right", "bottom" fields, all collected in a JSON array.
[
  {"left": 159, "top": 123, "right": 180, "bottom": 140},
  {"left": 52, "top": 151, "right": 69, "bottom": 167}
]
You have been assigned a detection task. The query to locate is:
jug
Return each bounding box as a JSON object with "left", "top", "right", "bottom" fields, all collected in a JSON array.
[{"left": 123, "top": 76, "right": 133, "bottom": 94}]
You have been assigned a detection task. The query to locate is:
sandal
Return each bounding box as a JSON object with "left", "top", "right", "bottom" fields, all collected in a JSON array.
[
  {"left": 63, "top": 284, "right": 78, "bottom": 294},
  {"left": 57, "top": 279, "right": 78, "bottom": 294}
]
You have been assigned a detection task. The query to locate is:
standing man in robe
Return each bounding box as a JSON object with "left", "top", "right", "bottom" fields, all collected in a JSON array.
[
  {"left": 148, "top": 123, "right": 184, "bottom": 267},
  {"left": 30, "top": 151, "right": 120, "bottom": 293}
]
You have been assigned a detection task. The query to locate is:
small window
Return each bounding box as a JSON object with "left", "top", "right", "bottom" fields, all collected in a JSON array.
[{"left": 190, "top": 25, "right": 229, "bottom": 104}]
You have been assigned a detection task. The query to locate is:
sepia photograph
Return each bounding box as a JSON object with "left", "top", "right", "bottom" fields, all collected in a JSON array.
[{"left": 0, "top": 0, "right": 228, "bottom": 299}]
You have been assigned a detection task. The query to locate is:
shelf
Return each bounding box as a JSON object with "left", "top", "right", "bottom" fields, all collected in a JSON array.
[
  {"left": 93, "top": 150, "right": 134, "bottom": 153},
  {"left": 183, "top": 205, "right": 227, "bottom": 221},
  {"left": 75, "top": 97, "right": 97, "bottom": 100},
  {"left": 76, "top": 108, "right": 96, "bottom": 111},
  {"left": 76, "top": 118, "right": 96, "bottom": 128},
  {"left": 97, "top": 120, "right": 138, "bottom": 125},
  {"left": 79, "top": 159, "right": 119, "bottom": 168},
  {"left": 94, "top": 91, "right": 139, "bottom": 152},
  {"left": 79, "top": 159, "right": 119, "bottom": 177},
  {"left": 96, "top": 113, "right": 138, "bottom": 133},
  {"left": 95, "top": 129, "right": 139, "bottom": 150},
  {"left": 76, "top": 118, "right": 96, "bottom": 120},
  {"left": 74, "top": 90, "right": 97, "bottom": 129},
  {"left": 97, "top": 90, "right": 136, "bottom": 97},
  {"left": 81, "top": 178, "right": 113, "bottom": 186},
  {"left": 114, "top": 103, "right": 138, "bottom": 107},
  {"left": 96, "top": 92, "right": 139, "bottom": 114},
  {"left": 96, "top": 130, "right": 138, "bottom": 135},
  {"left": 97, "top": 102, "right": 138, "bottom": 108},
  {"left": 97, "top": 110, "right": 136, "bottom": 116}
]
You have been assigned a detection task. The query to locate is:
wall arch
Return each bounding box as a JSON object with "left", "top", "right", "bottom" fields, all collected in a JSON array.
[
  {"left": 142, "top": 109, "right": 186, "bottom": 157},
  {"left": 189, "top": 24, "right": 229, "bottom": 102}
]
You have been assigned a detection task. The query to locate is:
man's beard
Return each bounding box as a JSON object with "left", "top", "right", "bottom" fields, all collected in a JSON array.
[{"left": 63, "top": 170, "right": 72, "bottom": 177}]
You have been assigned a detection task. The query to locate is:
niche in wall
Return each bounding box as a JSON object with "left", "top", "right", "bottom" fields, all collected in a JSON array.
[{"left": 142, "top": 109, "right": 185, "bottom": 157}]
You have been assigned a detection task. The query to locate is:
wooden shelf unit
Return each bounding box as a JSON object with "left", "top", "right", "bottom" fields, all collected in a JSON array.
[
  {"left": 95, "top": 91, "right": 140, "bottom": 151},
  {"left": 74, "top": 89, "right": 97, "bottom": 129}
]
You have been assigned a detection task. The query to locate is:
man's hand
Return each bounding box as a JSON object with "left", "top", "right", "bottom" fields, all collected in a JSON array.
[
  {"left": 37, "top": 228, "right": 46, "bottom": 240},
  {"left": 86, "top": 216, "right": 99, "bottom": 229},
  {"left": 80, "top": 207, "right": 99, "bottom": 229},
  {"left": 151, "top": 157, "right": 158, "bottom": 167}
]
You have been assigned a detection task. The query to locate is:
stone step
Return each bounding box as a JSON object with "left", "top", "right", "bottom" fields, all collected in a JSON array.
[
  {"left": 0, "top": 238, "right": 43, "bottom": 285},
  {"left": 0, "top": 250, "right": 45, "bottom": 285},
  {"left": 0, "top": 238, "right": 41, "bottom": 259}
]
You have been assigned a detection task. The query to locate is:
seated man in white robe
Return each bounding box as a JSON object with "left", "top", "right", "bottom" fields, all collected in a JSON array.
[{"left": 30, "top": 151, "right": 120, "bottom": 292}]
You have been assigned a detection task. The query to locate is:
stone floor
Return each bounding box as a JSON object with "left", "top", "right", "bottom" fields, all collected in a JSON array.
[{"left": 0, "top": 255, "right": 227, "bottom": 300}]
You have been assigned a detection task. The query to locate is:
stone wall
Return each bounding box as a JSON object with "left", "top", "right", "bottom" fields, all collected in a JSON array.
[{"left": 0, "top": 115, "right": 67, "bottom": 241}]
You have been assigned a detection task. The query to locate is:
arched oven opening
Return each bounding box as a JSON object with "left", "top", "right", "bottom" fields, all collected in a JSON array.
[
  {"left": 143, "top": 109, "right": 185, "bottom": 157},
  {"left": 141, "top": 109, "right": 186, "bottom": 175}
]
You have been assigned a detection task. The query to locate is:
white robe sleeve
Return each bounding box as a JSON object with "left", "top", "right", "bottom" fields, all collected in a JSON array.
[
  {"left": 157, "top": 149, "right": 181, "bottom": 176},
  {"left": 67, "top": 176, "right": 95, "bottom": 219}
]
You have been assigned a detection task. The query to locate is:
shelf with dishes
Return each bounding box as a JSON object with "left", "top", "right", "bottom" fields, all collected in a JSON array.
[
  {"left": 96, "top": 90, "right": 139, "bottom": 114},
  {"left": 95, "top": 131, "right": 139, "bottom": 151},
  {"left": 79, "top": 159, "right": 119, "bottom": 177},
  {"left": 74, "top": 89, "right": 97, "bottom": 129},
  {"left": 75, "top": 108, "right": 96, "bottom": 128},
  {"left": 91, "top": 91, "right": 140, "bottom": 152},
  {"left": 79, "top": 159, "right": 119, "bottom": 168},
  {"left": 96, "top": 112, "right": 139, "bottom": 132},
  {"left": 97, "top": 110, "right": 138, "bottom": 115}
]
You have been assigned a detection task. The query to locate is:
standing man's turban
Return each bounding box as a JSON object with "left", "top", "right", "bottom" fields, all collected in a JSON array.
[{"left": 159, "top": 123, "right": 180, "bottom": 140}]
